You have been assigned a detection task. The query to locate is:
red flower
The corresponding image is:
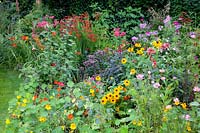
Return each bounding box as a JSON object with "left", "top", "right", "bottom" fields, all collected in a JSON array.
[
  {"left": 147, "top": 47, "right": 156, "bottom": 55},
  {"left": 51, "top": 63, "right": 56, "bottom": 66},
  {"left": 67, "top": 114, "right": 74, "bottom": 120},
  {"left": 11, "top": 43, "right": 17, "bottom": 47},
  {"left": 21, "top": 36, "right": 29, "bottom": 41},
  {"left": 51, "top": 31, "right": 56, "bottom": 36},
  {"left": 57, "top": 87, "right": 61, "bottom": 92}
]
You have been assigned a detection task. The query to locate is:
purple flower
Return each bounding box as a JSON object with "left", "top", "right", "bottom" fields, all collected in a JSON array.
[
  {"left": 151, "top": 31, "right": 158, "bottom": 35},
  {"left": 189, "top": 32, "right": 196, "bottom": 38},
  {"left": 194, "top": 56, "right": 198, "bottom": 61},
  {"left": 145, "top": 32, "right": 151, "bottom": 36},
  {"left": 139, "top": 23, "right": 147, "bottom": 29},
  {"left": 131, "top": 36, "right": 138, "bottom": 41}
]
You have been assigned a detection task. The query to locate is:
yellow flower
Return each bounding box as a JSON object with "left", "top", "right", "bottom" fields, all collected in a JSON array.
[
  {"left": 107, "top": 93, "right": 113, "bottom": 100},
  {"left": 91, "top": 92, "right": 95, "bottom": 97},
  {"left": 152, "top": 40, "right": 162, "bottom": 49},
  {"left": 127, "top": 47, "right": 134, "bottom": 52},
  {"left": 114, "top": 93, "right": 120, "bottom": 100},
  {"left": 136, "top": 50, "right": 144, "bottom": 55},
  {"left": 140, "top": 47, "right": 145, "bottom": 51},
  {"left": 21, "top": 103, "right": 26, "bottom": 107},
  {"left": 130, "top": 69, "right": 136, "bottom": 75},
  {"left": 39, "top": 116, "right": 47, "bottom": 122},
  {"left": 17, "top": 95, "right": 21, "bottom": 100},
  {"left": 80, "top": 96, "right": 85, "bottom": 100},
  {"left": 137, "top": 121, "right": 142, "bottom": 126},
  {"left": 132, "top": 120, "right": 137, "bottom": 125},
  {"left": 117, "top": 85, "right": 123, "bottom": 90},
  {"left": 121, "top": 58, "right": 127, "bottom": 64},
  {"left": 95, "top": 75, "right": 101, "bottom": 81},
  {"left": 5, "top": 119, "right": 11, "bottom": 125},
  {"left": 124, "top": 79, "right": 130, "bottom": 87},
  {"left": 61, "top": 125, "right": 65, "bottom": 130},
  {"left": 181, "top": 103, "right": 187, "bottom": 110},
  {"left": 45, "top": 104, "right": 51, "bottom": 110},
  {"left": 110, "top": 98, "right": 116, "bottom": 104},
  {"left": 135, "top": 43, "right": 141, "bottom": 47},
  {"left": 162, "top": 116, "right": 167, "bottom": 122},
  {"left": 114, "top": 87, "right": 120, "bottom": 94},
  {"left": 174, "top": 101, "right": 180, "bottom": 106},
  {"left": 17, "top": 102, "right": 21, "bottom": 106},
  {"left": 70, "top": 123, "right": 76, "bottom": 130},
  {"left": 186, "top": 122, "right": 191, "bottom": 131},
  {"left": 23, "top": 99, "right": 28, "bottom": 104},
  {"left": 90, "top": 89, "right": 95, "bottom": 93},
  {"left": 101, "top": 97, "right": 107, "bottom": 105}
]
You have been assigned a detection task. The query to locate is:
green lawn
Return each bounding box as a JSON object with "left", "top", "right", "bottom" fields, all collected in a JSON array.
[{"left": 0, "top": 68, "right": 21, "bottom": 130}]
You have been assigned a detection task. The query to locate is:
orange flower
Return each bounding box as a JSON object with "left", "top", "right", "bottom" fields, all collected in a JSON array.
[
  {"left": 57, "top": 88, "right": 61, "bottom": 92},
  {"left": 11, "top": 43, "right": 17, "bottom": 47},
  {"left": 32, "top": 95, "right": 38, "bottom": 101},
  {"left": 51, "top": 31, "right": 56, "bottom": 36},
  {"left": 21, "top": 36, "right": 29, "bottom": 41},
  {"left": 67, "top": 114, "right": 74, "bottom": 120}
]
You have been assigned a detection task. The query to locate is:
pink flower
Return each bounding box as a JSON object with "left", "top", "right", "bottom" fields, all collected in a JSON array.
[
  {"left": 114, "top": 28, "right": 120, "bottom": 37},
  {"left": 147, "top": 47, "right": 156, "bottom": 55},
  {"left": 193, "top": 86, "right": 200, "bottom": 92},
  {"left": 163, "top": 15, "right": 171, "bottom": 24},
  {"left": 120, "top": 32, "right": 126, "bottom": 37},
  {"left": 153, "top": 83, "right": 161, "bottom": 88},
  {"left": 37, "top": 21, "right": 49, "bottom": 28},
  {"left": 161, "top": 77, "right": 166, "bottom": 81},
  {"left": 173, "top": 98, "right": 179, "bottom": 103},
  {"left": 49, "top": 16, "right": 55, "bottom": 19},
  {"left": 165, "top": 105, "right": 172, "bottom": 110},
  {"left": 136, "top": 74, "right": 144, "bottom": 80},
  {"left": 184, "top": 114, "right": 191, "bottom": 120},
  {"left": 161, "top": 43, "right": 170, "bottom": 50},
  {"left": 145, "top": 32, "right": 151, "bottom": 36},
  {"left": 53, "top": 19, "right": 59, "bottom": 27},
  {"left": 131, "top": 36, "right": 138, "bottom": 41},
  {"left": 57, "top": 82, "right": 64, "bottom": 87}
]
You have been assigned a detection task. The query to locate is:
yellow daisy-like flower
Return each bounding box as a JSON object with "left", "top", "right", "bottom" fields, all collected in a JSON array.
[
  {"left": 101, "top": 97, "right": 107, "bottom": 105},
  {"left": 186, "top": 122, "right": 191, "bottom": 131},
  {"left": 21, "top": 103, "right": 26, "bottom": 107},
  {"left": 117, "top": 85, "right": 123, "bottom": 90},
  {"left": 135, "top": 43, "right": 141, "bottom": 47},
  {"left": 132, "top": 120, "right": 137, "bottom": 125},
  {"left": 174, "top": 101, "right": 180, "bottom": 106},
  {"left": 45, "top": 104, "right": 51, "bottom": 110},
  {"left": 137, "top": 121, "right": 142, "bottom": 126},
  {"left": 127, "top": 47, "right": 134, "bottom": 52},
  {"left": 5, "top": 119, "right": 11, "bottom": 125},
  {"left": 181, "top": 103, "right": 187, "bottom": 110},
  {"left": 90, "top": 89, "right": 95, "bottom": 93},
  {"left": 91, "top": 92, "right": 95, "bottom": 97},
  {"left": 110, "top": 98, "right": 116, "bottom": 104},
  {"left": 121, "top": 58, "right": 127, "bottom": 64},
  {"left": 95, "top": 75, "right": 101, "bottom": 81},
  {"left": 70, "top": 123, "right": 76, "bottom": 130},
  {"left": 136, "top": 50, "right": 144, "bottom": 55},
  {"left": 152, "top": 40, "right": 162, "bottom": 49},
  {"left": 107, "top": 93, "right": 113, "bottom": 100},
  {"left": 140, "top": 47, "right": 145, "bottom": 51},
  {"left": 23, "top": 99, "right": 28, "bottom": 104},
  {"left": 39, "top": 116, "right": 47, "bottom": 122},
  {"left": 114, "top": 87, "right": 120, "bottom": 94},
  {"left": 114, "top": 93, "right": 120, "bottom": 100},
  {"left": 130, "top": 69, "right": 136, "bottom": 75},
  {"left": 124, "top": 79, "right": 130, "bottom": 87},
  {"left": 17, "top": 95, "right": 21, "bottom": 100}
]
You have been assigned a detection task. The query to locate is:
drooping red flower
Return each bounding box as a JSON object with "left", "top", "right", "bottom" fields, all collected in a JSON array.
[{"left": 67, "top": 114, "right": 74, "bottom": 120}]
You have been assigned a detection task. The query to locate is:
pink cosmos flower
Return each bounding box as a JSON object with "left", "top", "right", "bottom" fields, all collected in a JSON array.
[
  {"left": 147, "top": 47, "right": 156, "bottom": 55},
  {"left": 163, "top": 15, "right": 171, "bottom": 24},
  {"left": 161, "top": 43, "right": 170, "bottom": 50},
  {"left": 161, "top": 77, "right": 166, "bottom": 81},
  {"left": 193, "top": 86, "right": 200, "bottom": 92},
  {"left": 136, "top": 74, "right": 144, "bottom": 80},
  {"left": 120, "top": 32, "right": 126, "bottom": 37},
  {"left": 114, "top": 28, "right": 120, "bottom": 37},
  {"left": 184, "top": 114, "right": 191, "bottom": 120},
  {"left": 37, "top": 21, "right": 49, "bottom": 28},
  {"left": 173, "top": 98, "right": 179, "bottom": 103},
  {"left": 153, "top": 82, "right": 161, "bottom": 88}
]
